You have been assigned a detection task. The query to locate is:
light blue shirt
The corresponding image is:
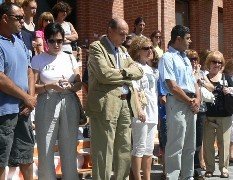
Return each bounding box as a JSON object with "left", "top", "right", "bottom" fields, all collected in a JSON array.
[
  {"left": 0, "top": 35, "right": 30, "bottom": 116},
  {"left": 158, "top": 46, "right": 196, "bottom": 95}
]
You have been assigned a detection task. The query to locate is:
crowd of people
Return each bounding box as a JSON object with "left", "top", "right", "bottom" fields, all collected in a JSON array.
[{"left": 0, "top": 1, "right": 233, "bottom": 180}]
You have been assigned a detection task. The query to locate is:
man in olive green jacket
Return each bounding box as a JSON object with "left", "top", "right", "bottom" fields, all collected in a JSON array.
[{"left": 87, "top": 18, "right": 143, "bottom": 180}]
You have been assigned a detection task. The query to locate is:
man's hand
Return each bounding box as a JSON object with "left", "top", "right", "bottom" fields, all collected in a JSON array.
[
  {"left": 190, "top": 98, "right": 200, "bottom": 114},
  {"left": 23, "top": 94, "right": 37, "bottom": 110}
]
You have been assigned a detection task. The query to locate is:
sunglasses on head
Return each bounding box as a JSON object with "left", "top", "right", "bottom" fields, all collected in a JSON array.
[
  {"left": 47, "top": 39, "right": 64, "bottom": 44},
  {"left": 8, "top": 14, "right": 24, "bottom": 21},
  {"left": 211, "top": 60, "right": 223, "bottom": 65},
  {"left": 141, "top": 46, "right": 153, "bottom": 51}
]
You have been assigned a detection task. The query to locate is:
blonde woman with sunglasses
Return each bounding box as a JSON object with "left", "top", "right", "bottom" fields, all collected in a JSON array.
[{"left": 203, "top": 51, "right": 233, "bottom": 178}]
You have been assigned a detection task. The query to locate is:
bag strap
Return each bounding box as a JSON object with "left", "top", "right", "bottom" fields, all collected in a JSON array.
[
  {"left": 69, "top": 54, "right": 74, "bottom": 69},
  {"left": 222, "top": 73, "right": 227, "bottom": 88}
]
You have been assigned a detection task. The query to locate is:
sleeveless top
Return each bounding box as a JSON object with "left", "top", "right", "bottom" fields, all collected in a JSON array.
[{"left": 61, "top": 21, "right": 73, "bottom": 53}]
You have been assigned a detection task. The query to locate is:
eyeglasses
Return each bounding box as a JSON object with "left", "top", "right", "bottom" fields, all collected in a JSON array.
[
  {"left": 47, "top": 39, "right": 64, "bottom": 44},
  {"left": 8, "top": 15, "right": 24, "bottom": 21},
  {"left": 211, "top": 61, "right": 223, "bottom": 65},
  {"left": 189, "top": 57, "right": 198, "bottom": 61},
  {"left": 44, "top": 19, "right": 52, "bottom": 22},
  {"left": 141, "top": 46, "right": 153, "bottom": 51}
]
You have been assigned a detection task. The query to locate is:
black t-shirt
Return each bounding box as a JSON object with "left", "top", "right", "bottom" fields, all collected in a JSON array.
[
  {"left": 206, "top": 74, "right": 233, "bottom": 117},
  {"left": 21, "top": 27, "right": 35, "bottom": 56}
]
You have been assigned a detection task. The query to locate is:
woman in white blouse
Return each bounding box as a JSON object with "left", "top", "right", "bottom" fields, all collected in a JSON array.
[
  {"left": 128, "top": 36, "right": 159, "bottom": 180},
  {"left": 31, "top": 23, "right": 81, "bottom": 180}
]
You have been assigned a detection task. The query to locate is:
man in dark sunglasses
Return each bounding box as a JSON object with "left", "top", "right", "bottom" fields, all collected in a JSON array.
[
  {"left": 0, "top": 3, "right": 37, "bottom": 180},
  {"left": 158, "top": 25, "right": 201, "bottom": 180}
]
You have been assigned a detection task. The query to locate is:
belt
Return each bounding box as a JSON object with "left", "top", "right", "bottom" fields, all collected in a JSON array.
[
  {"left": 167, "top": 92, "right": 196, "bottom": 98},
  {"left": 118, "top": 94, "right": 130, "bottom": 100}
]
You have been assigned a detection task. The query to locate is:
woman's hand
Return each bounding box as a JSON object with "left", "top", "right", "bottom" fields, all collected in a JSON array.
[
  {"left": 223, "top": 87, "right": 230, "bottom": 95},
  {"left": 138, "top": 110, "right": 146, "bottom": 122},
  {"left": 49, "top": 82, "right": 67, "bottom": 92},
  {"left": 159, "top": 95, "right": 166, "bottom": 105},
  {"left": 58, "top": 79, "right": 72, "bottom": 89}
]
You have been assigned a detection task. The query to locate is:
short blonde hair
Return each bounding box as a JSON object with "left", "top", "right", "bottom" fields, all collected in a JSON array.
[
  {"left": 224, "top": 60, "right": 233, "bottom": 75},
  {"left": 37, "top": 12, "right": 54, "bottom": 29},
  {"left": 205, "top": 51, "right": 225, "bottom": 71},
  {"left": 128, "top": 36, "right": 152, "bottom": 61}
]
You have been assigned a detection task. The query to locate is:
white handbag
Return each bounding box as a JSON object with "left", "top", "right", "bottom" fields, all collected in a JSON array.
[{"left": 200, "top": 86, "right": 215, "bottom": 103}]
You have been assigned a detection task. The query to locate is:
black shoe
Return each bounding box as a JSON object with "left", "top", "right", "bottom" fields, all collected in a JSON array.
[{"left": 194, "top": 169, "right": 205, "bottom": 179}]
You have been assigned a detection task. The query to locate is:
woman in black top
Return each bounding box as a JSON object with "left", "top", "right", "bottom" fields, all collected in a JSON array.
[{"left": 203, "top": 51, "right": 233, "bottom": 178}]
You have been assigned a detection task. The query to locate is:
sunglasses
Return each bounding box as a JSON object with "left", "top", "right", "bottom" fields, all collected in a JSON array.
[
  {"left": 189, "top": 57, "right": 198, "bottom": 61},
  {"left": 211, "top": 60, "right": 223, "bottom": 65},
  {"left": 44, "top": 19, "right": 52, "bottom": 22},
  {"left": 8, "top": 14, "right": 24, "bottom": 21},
  {"left": 141, "top": 46, "right": 153, "bottom": 51},
  {"left": 47, "top": 39, "right": 64, "bottom": 44}
]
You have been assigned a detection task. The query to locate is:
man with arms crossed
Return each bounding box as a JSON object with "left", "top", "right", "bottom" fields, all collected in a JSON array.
[
  {"left": 158, "top": 25, "right": 200, "bottom": 180},
  {"left": 87, "top": 18, "right": 143, "bottom": 180},
  {"left": 0, "top": 3, "right": 36, "bottom": 180}
]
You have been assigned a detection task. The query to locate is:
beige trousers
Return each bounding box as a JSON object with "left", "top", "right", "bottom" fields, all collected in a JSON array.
[
  {"left": 90, "top": 99, "right": 131, "bottom": 180},
  {"left": 203, "top": 116, "right": 232, "bottom": 172}
]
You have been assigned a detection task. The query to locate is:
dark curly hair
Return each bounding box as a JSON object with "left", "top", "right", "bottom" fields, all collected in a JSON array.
[{"left": 52, "top": 1, "right": 72, "bottom": 19}]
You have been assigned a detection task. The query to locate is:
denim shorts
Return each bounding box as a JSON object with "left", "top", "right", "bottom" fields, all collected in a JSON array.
[{"left": 0, "top": 113, "right": 35, "bottom": 167}]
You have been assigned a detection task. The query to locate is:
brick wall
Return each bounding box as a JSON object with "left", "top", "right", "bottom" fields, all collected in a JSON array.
[
  {"left": 74, "top": 0, "right": 230, "bottom": 106},
  {"left": 189, "top": 0, "right": 222, "bottom": 53},
  {"left": 160, "top": 0, "right": 175, "bottom": 50},
  {"left": 223, "top": 0, "right": 233, "bottom": 61}
]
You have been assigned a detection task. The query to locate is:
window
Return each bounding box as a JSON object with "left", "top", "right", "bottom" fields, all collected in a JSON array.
[
  {"left": 0, "top": 0, "right": 5, "bottom": 4},
  {"left": 175, "top": 0, "right": 189, "bottom": 27}
]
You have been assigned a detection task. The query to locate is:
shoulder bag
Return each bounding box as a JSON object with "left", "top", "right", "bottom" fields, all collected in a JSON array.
[
  {"left": 223, "top": 74, "right": 233, "bottom": 114},
  {"left": 69, "top": 55, "right": 88, "bottom": 125}
]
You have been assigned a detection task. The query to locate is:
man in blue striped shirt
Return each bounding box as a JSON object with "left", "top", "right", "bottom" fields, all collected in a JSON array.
[{"left": 158, "top": 25, "right": 200, "bottom": 180}]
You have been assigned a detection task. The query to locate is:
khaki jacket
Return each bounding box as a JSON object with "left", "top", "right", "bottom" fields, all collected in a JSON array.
[{"left": 86, "top": 36, "right": 143, "bottom": 120}]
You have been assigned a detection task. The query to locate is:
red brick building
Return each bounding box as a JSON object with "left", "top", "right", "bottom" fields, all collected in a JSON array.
[
  {"left": 74, "top": 0, "right": 232, "bottom": 61},
  {"left": 73, "top": 0, "right": 233, "bottom": 104},
  {"left": 6, "top": 0, "right": 232, "bottom": 59},
  {"left": 4, "top": 0, "right": 233, "bottom": 104}
]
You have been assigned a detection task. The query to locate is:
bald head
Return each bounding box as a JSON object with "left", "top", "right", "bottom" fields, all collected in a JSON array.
[
  {"left": 108, "top": 18, "right": 128, "bottom": 30},
  {"left": 107, "top": 18, "right": 129, "bottom": 47}
]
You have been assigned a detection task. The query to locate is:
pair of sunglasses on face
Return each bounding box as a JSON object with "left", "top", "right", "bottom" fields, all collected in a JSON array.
[
  {"left": 141, "top": 46, "right": 153, "bottom": 51},
  {"left": 8, "top": 14, "right": 24, "bottom": 21},
  {"left": 211, "top": 60, "right": 222, "bottom": 65},
  {"left": 189, "top": 57, "right": 198, "bottom": 62},
  {"left": 43, "top": 19, "right": 53, "bottom": 22},
  {"left": 47, "top": 39, "right": 64, "bottom": 44}
]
